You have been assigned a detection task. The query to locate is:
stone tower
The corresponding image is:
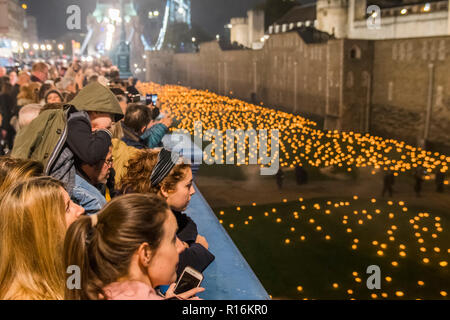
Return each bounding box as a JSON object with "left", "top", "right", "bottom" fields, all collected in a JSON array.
[{"left": 316, "top": 0, "right": 349, "bottom": 39}]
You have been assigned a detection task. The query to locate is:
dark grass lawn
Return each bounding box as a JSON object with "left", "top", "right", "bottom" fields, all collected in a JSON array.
[{"left": 214, "top": 197, "right": 450, "bottom": 300}]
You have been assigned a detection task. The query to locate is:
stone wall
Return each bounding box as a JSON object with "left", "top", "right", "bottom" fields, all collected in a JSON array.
[
  {"left": 371, "top": 36, "right": 450, "bottom": 152},
  {"left": 146, "top": 32, "right": 450, "bottom": 153}
]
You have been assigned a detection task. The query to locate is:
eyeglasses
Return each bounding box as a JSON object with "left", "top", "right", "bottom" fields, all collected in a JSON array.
[{"left": 103, "top": 158, "right": 113, "bottom": 167}]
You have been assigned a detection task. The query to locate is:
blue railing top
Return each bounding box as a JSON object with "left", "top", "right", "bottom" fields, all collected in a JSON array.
[
  {"left": 163, "top": 132, "right": 270, "bottom": 300},
  {"left": 185, "top": 185, "right": 270, "bottom": 300}
]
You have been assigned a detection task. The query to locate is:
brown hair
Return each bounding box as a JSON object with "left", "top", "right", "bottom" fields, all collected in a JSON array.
[
  {"left": 63, "top": 193, "right": 170, "bottom": 300},
  {"left": 32, "top": 62, "right": 49, "bottom": 73},
  {"left": 0, "top": 177, "right": 66, "bottom": 300},
  {"left": 118, "top": 149, "right": 190, "bottom": 195},
  {"left": 0, "top": 157, "right": 44, "bottom": 197},
  {"left": 17, "top": 82, "right": 41, "bottom": 103}
]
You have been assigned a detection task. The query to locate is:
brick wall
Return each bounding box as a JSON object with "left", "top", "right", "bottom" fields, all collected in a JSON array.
[{"left": 146, "top": 32, "right": 450, "bottom": 153}]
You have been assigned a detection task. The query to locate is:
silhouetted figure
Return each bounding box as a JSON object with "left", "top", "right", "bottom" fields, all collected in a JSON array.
[
  {"left": 414, "top": 168, "right": 424, "bottom": 198},
  {"left": 435, "top": 170, "right": 445, "bottom": 193},
  {"left": 276, "top": 168, "right": 284, "bottom": 190},
  {"left": 382, "top": 170, "right": 395, "bottom": 197},
  {"left": 295, "top": 165, "right": 309, "bottom": 185}
]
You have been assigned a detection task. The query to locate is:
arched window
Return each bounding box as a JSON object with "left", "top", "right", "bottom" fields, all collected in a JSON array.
[{"left": 350, "top": 45, "right": 362, "bottom": 59}]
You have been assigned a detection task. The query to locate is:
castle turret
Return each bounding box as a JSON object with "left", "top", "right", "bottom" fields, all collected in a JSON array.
[{"left": 316, "top": 0, "right": 349, "bottom": 38}]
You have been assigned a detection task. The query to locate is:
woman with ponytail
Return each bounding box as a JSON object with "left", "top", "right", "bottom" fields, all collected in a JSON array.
[
  {"left": 63, "top": 193, "right": 204, "bottom": 300},
  {"left": 118, "top": 149, "right": 215, "bottom": 278}
]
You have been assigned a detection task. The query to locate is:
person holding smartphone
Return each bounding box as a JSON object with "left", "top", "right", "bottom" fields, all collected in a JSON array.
[
  {"left": 118, "top": 149, "right": 215, "bottom": 278},
  {"left": 64, "top": 193, "right": 205, "bottom": 300}
]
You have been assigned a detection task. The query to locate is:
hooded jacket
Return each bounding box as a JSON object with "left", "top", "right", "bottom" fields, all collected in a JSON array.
[
  {"left": 70, "top": 82, "right": 123, "bottom": 122},
  {"left": 11, "top": 82, "right": 124, "bottom": 195}
]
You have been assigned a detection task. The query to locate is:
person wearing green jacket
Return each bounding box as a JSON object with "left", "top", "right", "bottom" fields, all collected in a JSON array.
[{"left": 11, "top": 82, "right": 123, "bottom": 201}]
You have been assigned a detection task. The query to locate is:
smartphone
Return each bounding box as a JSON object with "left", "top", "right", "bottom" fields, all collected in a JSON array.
[
  {"left": 174, "top": 266, "right": 203, "bottom": 295},
  {"left": 151, "top": 94, "right": 158, "bottom": 105}
]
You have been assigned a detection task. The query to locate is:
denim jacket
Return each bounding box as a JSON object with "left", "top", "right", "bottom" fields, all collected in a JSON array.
[{"left": 72, "top": 173, "right": 107, "bottom": 215}]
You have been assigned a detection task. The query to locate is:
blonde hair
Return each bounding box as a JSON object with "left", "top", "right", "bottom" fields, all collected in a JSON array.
[
  {"left": 0, "top": 177, "right": 67, "bottom": 300},
  {"left": 0, "top": 157, "right": 44, "bottom": 197}
]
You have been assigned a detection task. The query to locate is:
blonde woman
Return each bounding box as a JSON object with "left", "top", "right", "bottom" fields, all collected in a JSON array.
[
  {"left": 0, "top": 157, "right": 43, "bottom": 196},
  {"left": 0, "top": 177, "right": 85, "bottom": 300}
]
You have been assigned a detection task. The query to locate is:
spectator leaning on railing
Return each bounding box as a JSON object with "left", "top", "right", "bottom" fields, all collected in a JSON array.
[
  {"left": 63, "top": 194, "right": 204, "bottom": 300},
  {"left": 118, "top": 148, "right": 215, "bottom": 278}
]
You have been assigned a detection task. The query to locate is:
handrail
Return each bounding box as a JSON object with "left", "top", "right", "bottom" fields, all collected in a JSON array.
[
  {"left": 162, "top": 132, "right": 270, "bottom": 300},
  {"left": 186, "top": 185, "right": 270, "bottom": 300}
]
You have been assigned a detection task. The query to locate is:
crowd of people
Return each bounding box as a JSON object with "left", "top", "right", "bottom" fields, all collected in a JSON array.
[{"left": 0, "top": 58, "right": 214, "bottom": 300}]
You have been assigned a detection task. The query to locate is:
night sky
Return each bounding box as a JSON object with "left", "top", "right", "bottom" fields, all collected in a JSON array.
[{"left": 23, "top": 0, "right": 316, "bottom": 40}]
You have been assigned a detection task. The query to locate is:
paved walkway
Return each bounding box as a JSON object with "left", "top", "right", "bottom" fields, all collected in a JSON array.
[{"left": 195, "top": 166, "right": 450, "bottom": 213}]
